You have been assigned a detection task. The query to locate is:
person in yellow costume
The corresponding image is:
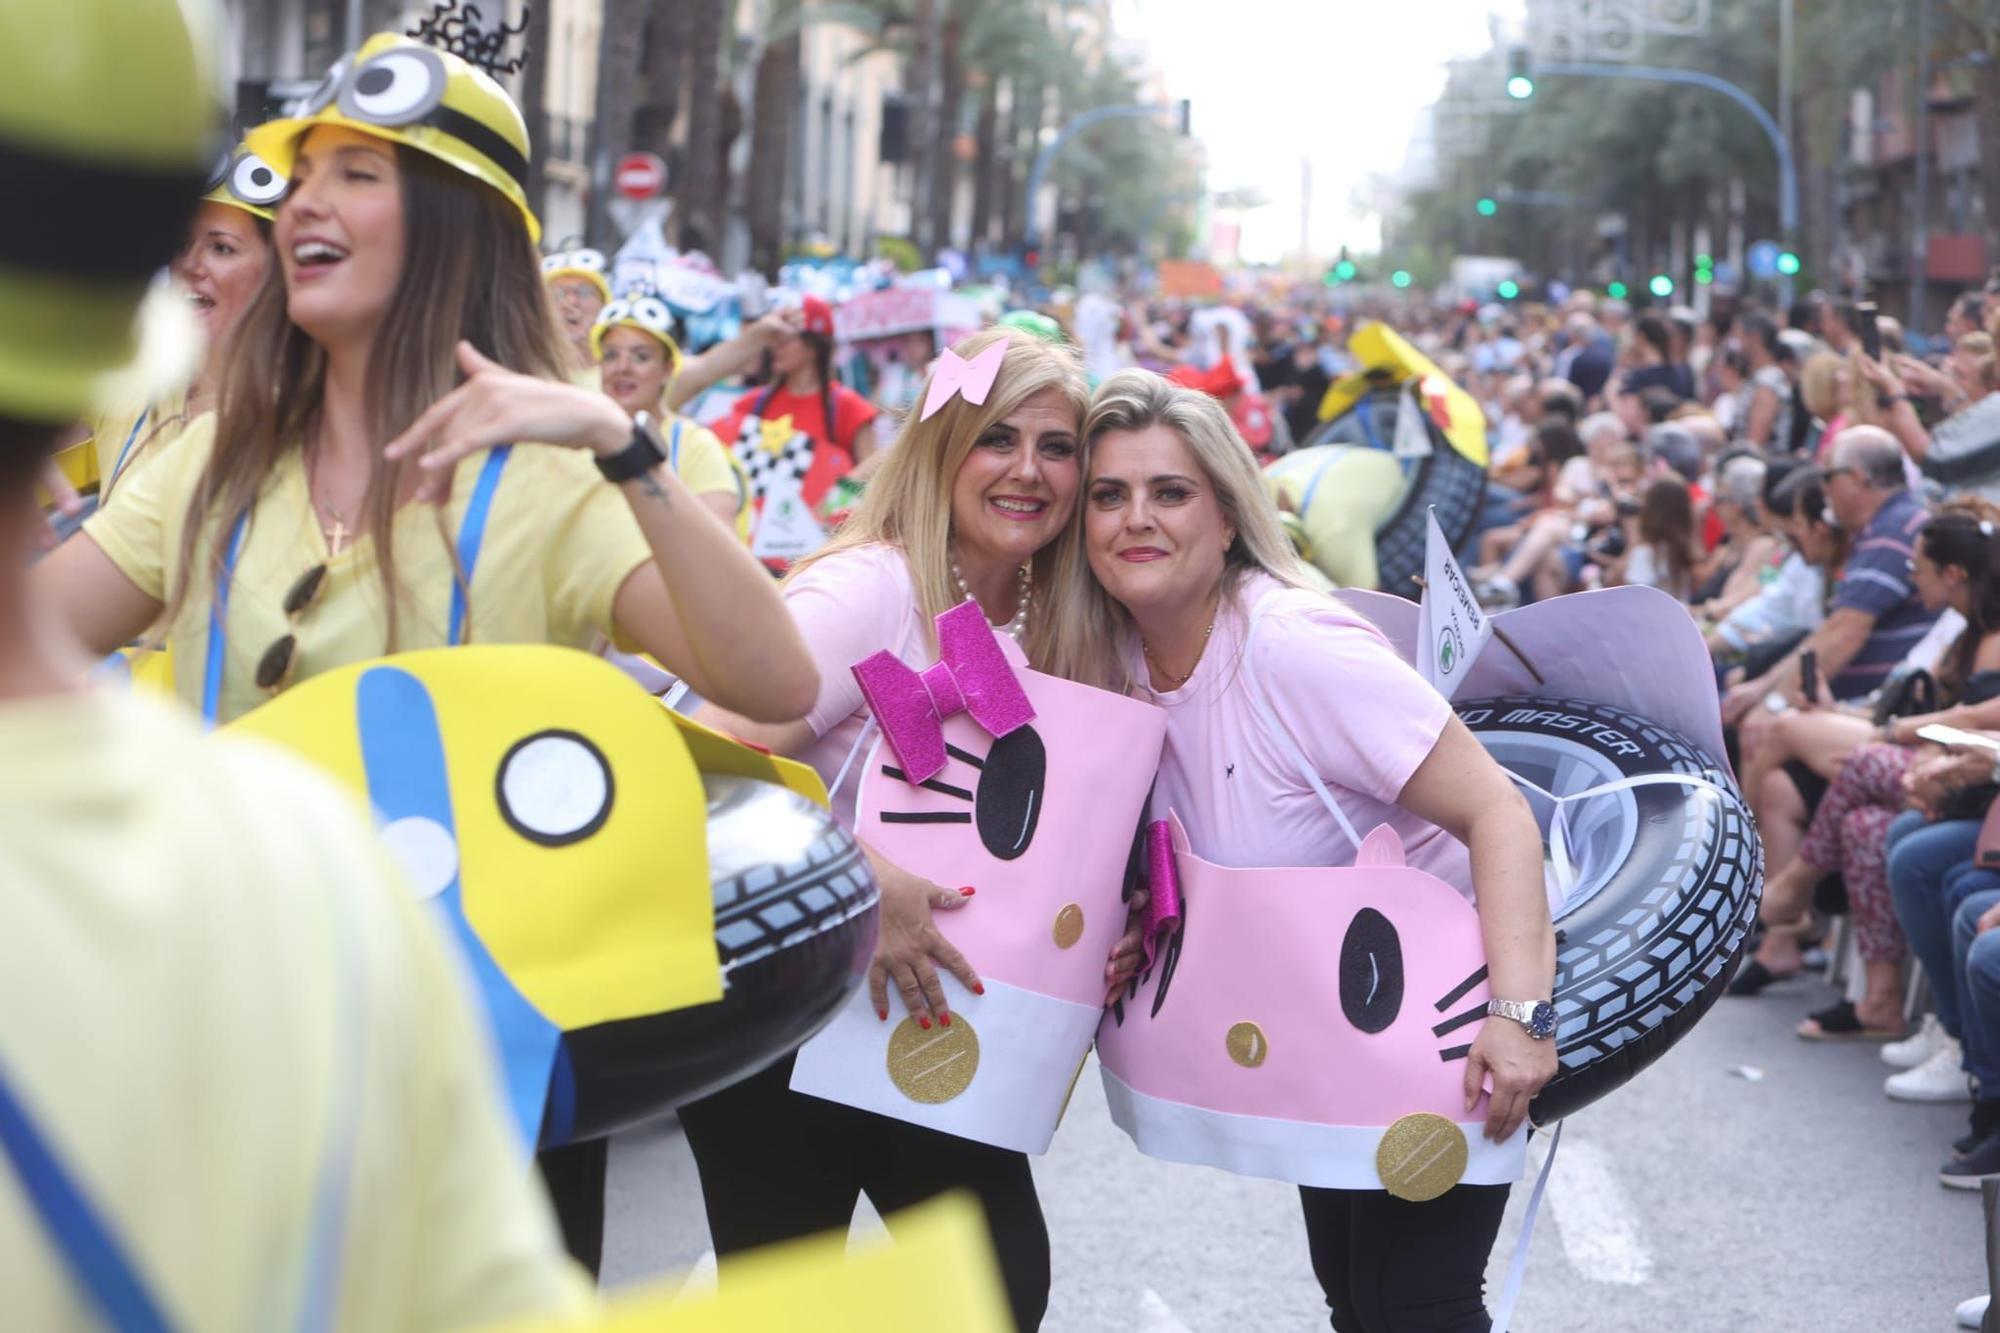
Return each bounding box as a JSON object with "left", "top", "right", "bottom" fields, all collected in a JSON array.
[
  {"left": 29, "top": 17, "right": 819, "bottom": 1271},
  {"left": 1264, "top": 443, "right": 1407, "bottom": 590},
  {"left": 542, "top": 247, "right": 611, "bottom": 386},
  {"left": 0, "top": 1, "right": 593, "bottom": 1327},
  {"left": 592, "top": 293, "right": 752, "bottom": 540},
  {"left": 45, "top": 139, "right": 283, "bottom": 510}
]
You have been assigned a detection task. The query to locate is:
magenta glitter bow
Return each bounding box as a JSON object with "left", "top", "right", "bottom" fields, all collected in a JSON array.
[
  {"left": 1140, "top": 819, "right": 1183, "bottom": 967},
  {"left": 852, "top": 598, "right": 1036, "bottom": 784},
  {"left": 919, "top": 340, "right": 1007, "bottom": 421}
]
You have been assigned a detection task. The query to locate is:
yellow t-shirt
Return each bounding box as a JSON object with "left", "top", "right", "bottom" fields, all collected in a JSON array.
[
  {"left": 89, "top": 387, "right": 195, "bottom": 500},
  {"left": 82, "top": 418, "right": 653, "bottom": 725},
  {"left": 0, "top": 689, "right": 589, "bottom": 1329},
  {"left": 664, "top": 414, "right": 752, "bottom": 542}
]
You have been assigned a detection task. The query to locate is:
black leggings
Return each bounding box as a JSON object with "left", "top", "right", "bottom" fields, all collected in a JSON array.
[
  {"left": 1300, "top": 1183, "right": 1512, "bottom": 1332},
  {"left": 677, "top": 1053, "right": 1050, "bottom": 1331}
]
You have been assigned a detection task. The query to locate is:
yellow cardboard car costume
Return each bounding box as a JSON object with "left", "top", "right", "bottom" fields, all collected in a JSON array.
[
  {"left": 232, "top": 645, "right": 876, "bottom": 1150},
  {"left": 1271, "top": 322, "right": 1490, "bottom": 597}
]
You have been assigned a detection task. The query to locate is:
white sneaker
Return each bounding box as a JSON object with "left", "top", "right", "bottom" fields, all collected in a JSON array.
[
  {"left": 1957, "top": 1293, "right": 1989, "bottom": 1329},
  {"left": 1885, "top": 1038, "right": 1972, "bottom": 1102},
  {"left": 1884, "top": 1013, "right": 1949, "bottom": 1069}
]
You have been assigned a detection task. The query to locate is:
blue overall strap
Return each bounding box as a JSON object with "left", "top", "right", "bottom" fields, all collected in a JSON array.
[
  {"left": 200, "top": 511, "right": 252, "bottom": 727},
  {"left": 355, "top": 665, "right": 567, "bottom": 1150},
  {"left": 446, "top": 445, "right": 512, "bottom": 648},
  {"left": 668, "top": 419, "right": 683, "bottom": 472},
  {"left": 107, "top": 409, "right": 152, "bottom": 488},
  {"left": 1297, "top": 445, "right": 1350, "bottom": 516},
  {"left": 0, "top": 1057, "right": 175, "bottom": 1333}
]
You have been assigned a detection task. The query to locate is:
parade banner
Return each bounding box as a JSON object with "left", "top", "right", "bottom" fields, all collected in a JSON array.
[{"left": 792, "top": 603, "right": 1166, "bottom": 1153}]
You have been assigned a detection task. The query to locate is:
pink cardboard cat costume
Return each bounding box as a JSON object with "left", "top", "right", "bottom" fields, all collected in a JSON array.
[
  {"left": 791, "top": 600, "right": 1167, "bottom": 1153},
  {"left": 1095, "top": 815, "right": 1528, "bottom": 1193}
]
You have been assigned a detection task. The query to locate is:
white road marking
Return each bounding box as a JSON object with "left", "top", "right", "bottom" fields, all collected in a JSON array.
[
  {"left": 1137, "top": 1287, "right": 1194, "bottom": 1332},
  {"left": 1533, "top": 1135, "right": 1653, "bottom": 1285}
]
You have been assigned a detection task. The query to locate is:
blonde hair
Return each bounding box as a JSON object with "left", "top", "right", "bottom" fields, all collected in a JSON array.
[
  {"left": 787, "top": 326, "right": 1090, "bottom": 667},
  {"left": 1799, "top": 350, "right": 1847, "bottom": 422},
  {"left": 1044, "top": 368, "right": 1320, "bottom": 691}
]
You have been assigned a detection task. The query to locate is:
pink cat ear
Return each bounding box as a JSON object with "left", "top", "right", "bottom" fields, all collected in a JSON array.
[{"left": 1355, "top": 824, "right": 1407, "bottom": 869}]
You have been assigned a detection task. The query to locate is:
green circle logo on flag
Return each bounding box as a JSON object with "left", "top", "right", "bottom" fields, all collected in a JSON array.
[{"left": 1438, "top": 626, "right": 1462, "bottom": 675}]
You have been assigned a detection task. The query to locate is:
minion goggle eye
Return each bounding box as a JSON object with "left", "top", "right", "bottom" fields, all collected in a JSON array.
[
  {"left": 337, "top": 47, "right": 449, "bottom": 127},
  {"left": 225, "top": 152, "right": 288, "bottom": 208},
  {"left": 543, "top": 249, "right": 606, "bottom": 275}
]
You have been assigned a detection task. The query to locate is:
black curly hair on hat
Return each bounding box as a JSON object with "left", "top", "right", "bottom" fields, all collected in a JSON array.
[{"left": 407, "top": 1, "right": 531, "bottom": 77}]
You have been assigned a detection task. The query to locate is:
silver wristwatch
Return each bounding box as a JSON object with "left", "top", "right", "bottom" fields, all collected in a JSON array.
[{"left": 1487, "top": 998, "right": 1558, "bottom": 1040}]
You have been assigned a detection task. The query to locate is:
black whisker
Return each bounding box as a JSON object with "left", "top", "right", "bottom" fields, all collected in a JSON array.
[
  {"left": 880, "top": 765, "right": 975, "bottom": 802},
  {"left": 945, "top": 743, "right": 985, "bottom": 769},
  {"left": 1432, "top": 1002, "right": 1488, "bottom": 1039},
  {"left": 1434, "top": 964, "right": 1488, "bottom": 1013},
  {"left": 1438, "top": 1044, "right": 1472, "bottom": 1063},
  {"left": 880, "top": 811, "right": 971, "bottom": 825}
]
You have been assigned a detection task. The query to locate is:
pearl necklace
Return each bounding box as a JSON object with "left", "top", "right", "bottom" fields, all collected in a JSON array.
[{"left": 951, "top": 558, "right": 1032, "bottom": 641}]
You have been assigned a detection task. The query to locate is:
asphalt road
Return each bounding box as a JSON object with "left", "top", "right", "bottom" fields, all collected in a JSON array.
[{"left": 601, "top": 973, "right": 1980, "bottom": 1330}]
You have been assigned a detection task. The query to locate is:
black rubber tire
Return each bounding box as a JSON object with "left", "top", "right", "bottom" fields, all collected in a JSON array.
[
  {"left": 561, "top": 777, "right": 879, "bottom": 1142},
  {"left": 1453, "top": 696, "right": 1763, "bottom": 1126},
  {"left": 1303, "top": 388, "right": 1487, "bottom": 599}
]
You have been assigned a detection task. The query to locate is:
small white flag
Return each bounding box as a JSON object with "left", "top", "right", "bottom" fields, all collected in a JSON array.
[
  {"left": 1415, "top": 507, "right": 1493, "bottom": 700},
  {"left": 1394, "top": 382, "right": 1435, "bottom": 459}
]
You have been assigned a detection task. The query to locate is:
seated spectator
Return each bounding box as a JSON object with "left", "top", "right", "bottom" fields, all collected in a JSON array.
[
  {"left": 1740, "top": 312, "right": 1798, "bottom": 449},
  {"left": 1695, "top": 454, "right": 1781, "bottom": 622},
  {"left": 1714, "top": 346, "right": 1754, "bottom": 436},
  {"left": 1799, "top": 349, "right": 1850, "bottom": 456},
  {"left": 1733, "top": 508, "right": 2000, "bottom": 1041},
  {"left": 1939, "top": 883, "right": 2000, "bottom": 1184},
  {"left": 1706, "top": 457, "right": 1823, "bottom": 664},
  {"left": 1724, "top": 428, "right": 1941, "bottom": 729},
  {"left": 1875, "top": 347, "right": 2000, "bottom": 503},
  {"left": 1611, "top": 475, "right": 1700, "bottom": 601}
]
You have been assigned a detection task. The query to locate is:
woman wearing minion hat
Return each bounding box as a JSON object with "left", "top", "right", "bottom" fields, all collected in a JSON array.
[
  {"left": 34, "top": 9, "right": 818, "bottom": 1273},
  {"left": 1, "top": 0, "right": 593, "bottom": 1326},
  {"left": 542, "top": 246, "right": 610, "bottom": 384},
  {"left": 48, "top": 139, "right": 284, "bottom": 507},
  {"left": 591, "top": 293, "right": 751, "bottom": 539}
]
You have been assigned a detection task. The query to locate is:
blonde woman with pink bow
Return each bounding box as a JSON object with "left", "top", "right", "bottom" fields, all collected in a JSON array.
[{"left": 687, "top": 327, "right": 1106, "bottom": 1329}]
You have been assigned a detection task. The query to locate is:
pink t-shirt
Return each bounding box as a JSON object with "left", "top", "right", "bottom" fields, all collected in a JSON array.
[
  {"left": 786, "top": 542, "right": 1029, "bottom": 828},
  {"left": 1135, "top": 573, "right": 1471, "bottom": 895}
]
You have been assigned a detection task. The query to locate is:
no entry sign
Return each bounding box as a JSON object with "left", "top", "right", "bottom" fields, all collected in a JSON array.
[{"left": 615, "top": 151, "right": 666, "bottom": 200}]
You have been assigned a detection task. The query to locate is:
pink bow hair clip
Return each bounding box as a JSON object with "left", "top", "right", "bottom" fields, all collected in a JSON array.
[
  {"left": 919, "top": 340, "right": 1008, "bottom": 421},
  {"left": 852, "top": 599, "right": 1035, "bottom": 784}
]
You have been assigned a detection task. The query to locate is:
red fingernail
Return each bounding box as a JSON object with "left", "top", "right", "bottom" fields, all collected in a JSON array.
[
  {"left": 918, "top": 1017, "right": 932, "bottom": 1030},
  {"left": 959, "top": 886, "right": 976, "bottom": 897},
  {"left": 939, "top": 1013, "right": 951, "bottom": 1027},
  {"left": 973, "top": 983, "right": 985, "bottom": 995},
  {"left": 876, "top": 1007, "right": 888, "bottom": 1021}
]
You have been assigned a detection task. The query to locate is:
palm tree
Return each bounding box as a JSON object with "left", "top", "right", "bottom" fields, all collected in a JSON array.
[
  {"left": 746, "top": 17, "right": 802, "bottom": 274},
  {"left": 681, "top": 0, "right": 730, "bottom": 253}
]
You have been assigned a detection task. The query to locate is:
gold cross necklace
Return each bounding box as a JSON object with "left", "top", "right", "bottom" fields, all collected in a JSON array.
[{"left": 306, "top": 448, "right": 354, "bottom": 557}]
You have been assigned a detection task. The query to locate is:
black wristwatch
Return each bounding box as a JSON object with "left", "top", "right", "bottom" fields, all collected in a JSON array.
[{"left": 595, "top": 410, "right": 667, "bottom": 484}]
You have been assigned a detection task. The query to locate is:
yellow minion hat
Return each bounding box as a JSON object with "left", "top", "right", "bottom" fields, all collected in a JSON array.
[
  {"left": 245, "top": 31, "right": 539, "bottom": 241},
  {"left": 590, "top": 296, "right": 684, "bottom": 374},
  {"left": 544, "top": 248, "right": 611, "bottom": 303},
  {"left": 201, "top": 142, "right": 285, "bottom": 222},
  {"left": 0, "top": 0, "right": 215, "bottom": 423}
]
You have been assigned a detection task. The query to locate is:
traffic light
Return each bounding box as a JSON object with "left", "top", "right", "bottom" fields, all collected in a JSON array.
[
  {"left": 1648, "top": 273, "right": 1675, "bottom": 298},
  {"left": 1476, "top": 197, "right": 1498, "bottom": 217},
  {"left": 1496, "top": 279, "right": 1520, "bottom": 300},
  {"left": 1506, "top": 46, "right": 1535, "bottom": 100},
  {"left": 1606, "top": 281, "right": 1629, "bottom": 299},
  {"left": 1334, "top": 259, "right": 1358, "bottom": 282},
  {"left": 1776, "top": 250, "right": 1801, "bottom": 276},
  {"left": 1391, "top": 269, "right": 1413, "bottom": 289},
  {"left": 1694, "top": 253, "right": 1715, "bottom": 285}
]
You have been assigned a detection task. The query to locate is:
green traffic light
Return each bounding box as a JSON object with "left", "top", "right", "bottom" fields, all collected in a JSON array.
[
  {"left": 1506, "top": 75, "right": 1535, "bottom": 100},
  {"left": 1497, "top": 279, "right": 1520, "bottom": 300},
  {"left": 1606, "top": 281, "right": 1629, "bottom": 299},
  {"left": 1694, "top": 268, "right": 1714, "bottom": 285},
  {"left": 1694, "top": 253, "right": 1713, "bottom": 267},
  {"left": 1776, "top": 251, "right": 1801, "bottom": 276},
  {"left": 1648, "top": 274, "right": 1675, "bottom": 298},
  {"left": 1476, "top": 197, "right": 1498, "bottom": 217},
  {"left": 1391, "top": 270, "right": 1413, "bottom": 289},
  {"left": 1334, "top": 259, "right": 1358, "bottom": 281}
]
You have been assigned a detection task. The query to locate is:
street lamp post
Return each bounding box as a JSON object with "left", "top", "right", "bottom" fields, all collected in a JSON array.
[
  {"left": 1022, "top": 102, "right": 1186, "bottom": 250},
  {"left": 1530, "top": 61, "right": 1799, "bottom": 306}
]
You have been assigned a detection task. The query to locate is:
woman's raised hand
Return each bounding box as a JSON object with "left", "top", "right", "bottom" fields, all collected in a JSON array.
[
  {"left": 384, "top": 342, "right": 632, "bottom": 502},
  {"left": 865, "top": 854, "right": 983, "bottom": 1029},
  {"left": 1104, "top": 889, "right": 1150, "bottom": 1006}
]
